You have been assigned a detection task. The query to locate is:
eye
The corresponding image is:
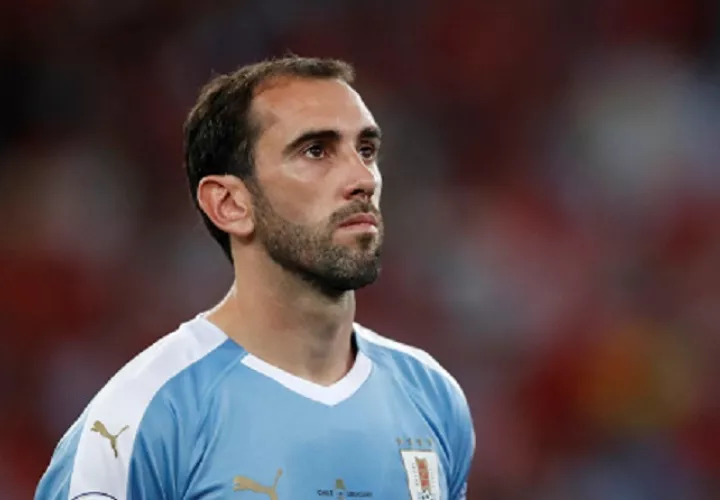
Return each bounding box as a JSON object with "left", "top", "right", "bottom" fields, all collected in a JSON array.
[
  {"left": 358, "top": 144, "right": 378, "bottom": 161},
  {"left": 303, "top": 144, "right": 326, "bottom": 159}
]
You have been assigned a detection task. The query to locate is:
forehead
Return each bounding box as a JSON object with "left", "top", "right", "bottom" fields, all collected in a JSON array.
[{"left": 252, "top": 77, "right": 377, "bottom": 139}]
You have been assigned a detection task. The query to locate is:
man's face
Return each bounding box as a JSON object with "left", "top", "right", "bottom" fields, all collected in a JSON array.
[{"left": 248, "top": 77, "right": 384, "bottom": 293}]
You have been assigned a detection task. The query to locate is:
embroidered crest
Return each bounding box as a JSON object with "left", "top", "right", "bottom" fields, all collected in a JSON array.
[{"left": 401, "top": 450, "right": 441, "bottom": 500}]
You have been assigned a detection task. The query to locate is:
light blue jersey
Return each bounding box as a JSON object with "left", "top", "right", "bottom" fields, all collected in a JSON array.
[{"left": 36, "top": 317, "right": 474, "bottom": 500}]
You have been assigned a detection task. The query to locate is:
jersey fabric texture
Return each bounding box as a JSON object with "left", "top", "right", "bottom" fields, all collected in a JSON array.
[{"left": 36, "top": 316, "right": 475, "bottom": 500}]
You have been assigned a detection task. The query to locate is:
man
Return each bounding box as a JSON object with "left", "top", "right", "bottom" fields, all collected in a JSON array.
[{"left": 36, "top": 56, "right": 474, "bottom": 500}]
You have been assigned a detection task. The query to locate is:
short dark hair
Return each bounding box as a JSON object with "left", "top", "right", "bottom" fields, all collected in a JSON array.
[{"left": 183, "top": 56, "right": 356, "bottom": 262}]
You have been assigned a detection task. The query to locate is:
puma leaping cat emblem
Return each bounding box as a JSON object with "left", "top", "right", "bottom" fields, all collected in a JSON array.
[
  {"left": 90, "top": 420, "right": 129, "bottom": 458},
  {"left": 234, "top": 469, "right": 283, "bottom": 500}
]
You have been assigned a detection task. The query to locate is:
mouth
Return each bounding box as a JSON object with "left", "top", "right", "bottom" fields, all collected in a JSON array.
[
  {"left": 338, "top": 213, "right": 379, "bottom": 229},
  {"left": 336, "top": 212, "right": 380, "bottom": 236}
]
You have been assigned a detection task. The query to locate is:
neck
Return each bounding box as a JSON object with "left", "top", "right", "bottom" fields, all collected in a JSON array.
[{"left": 205, "top": 248, "right": 357, "bottom": 386}]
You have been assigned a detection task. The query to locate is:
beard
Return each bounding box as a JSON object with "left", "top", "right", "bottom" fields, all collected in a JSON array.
[{"left": 249, "top": 182, "right": 383, "bottom": 295}]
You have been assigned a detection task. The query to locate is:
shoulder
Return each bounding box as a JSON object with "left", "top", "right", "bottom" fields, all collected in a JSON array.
[
  {"left": 89, "top": 316, "right": 234, "bottom": 420},
  {"left": 354, "top": 322, "right": 468, "bottom": 410},
  {"left": 355, "top": 323, "right": 476, "bottom": 491},
  {"left": 36, "top": 317, "right": 241, "bottom": 500}
]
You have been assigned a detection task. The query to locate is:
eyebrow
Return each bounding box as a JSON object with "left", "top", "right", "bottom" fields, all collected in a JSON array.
[
  {"left": 282, "top": 126, "right": 382, "bottom": 157},
  {"left": 359, "top": 126, "right": 382, "bottom": 142}
]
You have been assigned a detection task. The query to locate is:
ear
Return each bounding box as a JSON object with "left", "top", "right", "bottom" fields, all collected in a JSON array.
[{"left": 196, "top": 175, "right": 255, "bottom": 238}]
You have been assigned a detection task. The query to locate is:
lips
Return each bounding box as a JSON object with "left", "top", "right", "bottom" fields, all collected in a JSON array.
[{"left": 338, "top": 213, "right": 378, "bottom": 228}]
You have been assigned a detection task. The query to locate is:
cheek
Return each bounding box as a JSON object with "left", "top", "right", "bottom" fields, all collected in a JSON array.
[{"left": 262, "top": 184, "right": 327, "bottom": 228}]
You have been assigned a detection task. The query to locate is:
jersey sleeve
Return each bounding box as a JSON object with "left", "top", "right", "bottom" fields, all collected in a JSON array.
[
  {"left": 448, "top": 384, "right": 475, "bottom": 500},
  {"left": 35, "top": 396, "right": 183, "bottom": 500}
]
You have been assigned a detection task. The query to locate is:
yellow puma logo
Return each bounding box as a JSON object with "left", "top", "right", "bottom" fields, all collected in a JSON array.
[
  {"left": 90, "top": 420, "right": 129, "bottom": 458},
  {"left": 233, "top": 469, "right": 283, "bottom": 500}
]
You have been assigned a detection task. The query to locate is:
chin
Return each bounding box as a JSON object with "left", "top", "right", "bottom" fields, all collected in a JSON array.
[{"left": 337, "top": 270, "right": 381, "bottom": 291}]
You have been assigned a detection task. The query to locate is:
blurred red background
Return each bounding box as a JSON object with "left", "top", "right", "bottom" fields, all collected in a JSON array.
[{"left": 2, "top": 1, "right": 719, "bottom": 498}]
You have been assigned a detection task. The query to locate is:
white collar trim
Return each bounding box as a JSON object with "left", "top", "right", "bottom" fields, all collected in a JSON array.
[{"left": 241, "top": 350, "right": 372, "bottom": 406}]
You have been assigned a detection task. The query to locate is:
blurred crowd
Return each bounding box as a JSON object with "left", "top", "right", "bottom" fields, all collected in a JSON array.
[{"left": 2, "top": 0, "right": 720, "bottom": 498}]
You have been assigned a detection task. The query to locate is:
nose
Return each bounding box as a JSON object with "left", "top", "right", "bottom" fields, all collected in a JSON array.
[{"left": 341, "top": 151, "right": 379, "bottom": 201}]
